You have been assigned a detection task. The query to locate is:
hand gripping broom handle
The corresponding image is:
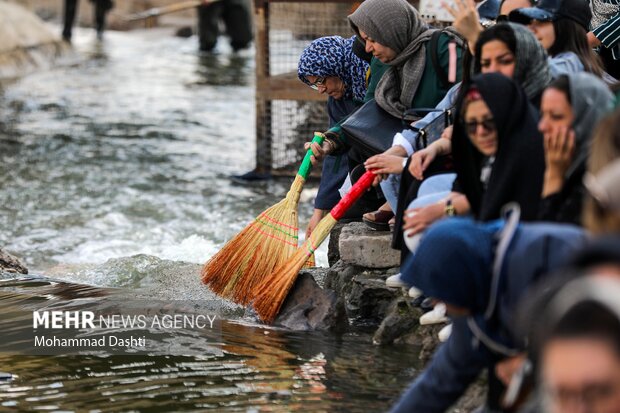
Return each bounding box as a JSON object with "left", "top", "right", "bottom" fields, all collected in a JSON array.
[
  {"left": 297, "top": 133, "right": 325, "bottom": 180},
  {"left": 331, "top": 171, "right": 376, "bottom": 220}
]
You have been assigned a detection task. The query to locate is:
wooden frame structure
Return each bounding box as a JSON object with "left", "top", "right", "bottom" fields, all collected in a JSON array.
[{"left": 253, "top": 0, "right": 360, "bottom": 176}]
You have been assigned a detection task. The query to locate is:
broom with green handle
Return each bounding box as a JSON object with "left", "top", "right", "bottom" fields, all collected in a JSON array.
[
  {"left": 201, "top": 132, "right": 325, "bottom": 304},
  {"left": 252, "top": 170, "right": 377, "bottom": 324}
]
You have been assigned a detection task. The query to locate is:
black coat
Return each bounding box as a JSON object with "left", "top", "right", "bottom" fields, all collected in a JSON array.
[{"left": 451, "top": 73, "right": 545, "bottom": 222}]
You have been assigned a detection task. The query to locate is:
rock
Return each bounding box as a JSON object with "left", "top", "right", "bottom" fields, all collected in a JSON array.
[
  {"left": 347, "top": 271, "right": 401, "bottom": 321},
  {"left": 175, "top": 26, "right": 193, "bottom": 38},
  {"left": 274, "top": 270, "right": 347, "bottom": 331},
  {"left": 396, "top": 323, "right": 446, "bottom": 364},
  {"left": 327, "top": 221, "right": 347, "bottom": 266},
  {"left": 0, "top": 248, "right": 28, "bottom": 274},
  {"left": 338, "top": 222, "right": 400, "bottom": 268},
  {"left": 324, "top": 260, "right": 362, "bottom": 297},
  {"left": 0, "top": 2, "right": 68, "bottom": 80},
  {"left": 324, "top": 260, "right": 400, "bottom": 322},
  {"left": 373, "top": 297, "right": 423, "bottom": 345}
]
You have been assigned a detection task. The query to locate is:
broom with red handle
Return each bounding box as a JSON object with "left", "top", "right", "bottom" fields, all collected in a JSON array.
[
  {"left": 252, "top": 170, "right": 377, "bottom": 324},
  {"left": 201, "top": 133, "right": 325, "bottom": 304}
]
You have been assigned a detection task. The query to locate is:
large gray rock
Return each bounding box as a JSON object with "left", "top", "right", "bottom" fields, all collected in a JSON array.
[
  {"left": 324, "top": 259, "right": 363, "bottom": 297},
  {"left": 0, "top": 248, "right": 28, "bottom": 274},
  {"left": 373, "top": 297, "right": 423, "bottom": 345},
  {"left": 338, "top": 222, "right": 400, "bottom": 268},
  {"left": 347, "top": 270, "right": 401, "bottom": 321},
  {"left": 274, "top": 270, "right": 347, "bottom": 331},
  {"left": 327, "top": 221, "right": 347, "bottom": 266},
  {"left": 324, "top": 260, "right": 401, "bottom": 322}
]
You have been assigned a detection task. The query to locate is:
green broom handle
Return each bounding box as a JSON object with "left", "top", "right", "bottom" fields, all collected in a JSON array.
[{"left": 297, "top": 133, "right": 325, "bottom": 180}]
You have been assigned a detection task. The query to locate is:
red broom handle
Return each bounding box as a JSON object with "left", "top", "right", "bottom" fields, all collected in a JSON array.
[{"left": 330, "top": 171, "right": 376, "bottom": 221}]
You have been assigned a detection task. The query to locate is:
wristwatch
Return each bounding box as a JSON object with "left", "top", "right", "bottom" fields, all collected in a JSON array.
[{"left": 445, "top": 199, "right": 457, "bottom": 216}]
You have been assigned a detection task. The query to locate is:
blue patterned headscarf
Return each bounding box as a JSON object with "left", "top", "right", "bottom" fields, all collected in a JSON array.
[{"left": 297, "top": 36, "right": 369, "bottom": 102}]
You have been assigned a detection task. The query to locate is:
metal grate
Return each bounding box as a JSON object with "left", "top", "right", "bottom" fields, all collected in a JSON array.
[
  {"left": 254, "top": 0, "right": 359, "bottom": 176},
  {"left": 253, "top": 0, "right": 421, "bottom": 176}
]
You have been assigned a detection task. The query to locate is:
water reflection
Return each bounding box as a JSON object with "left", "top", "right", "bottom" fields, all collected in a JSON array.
[
  {"left": 194, "top": 53, "right": 253, "bottom": 86},
  {"left": 0, "top": 273, "right": 421, "bottom": 412}
]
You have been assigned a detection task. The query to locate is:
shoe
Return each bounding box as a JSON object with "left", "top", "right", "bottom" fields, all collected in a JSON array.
[
  {"left": 419, "top": 303, "right": 448, "bottom": 325},
  {"left": 438, "top": 323, "right": 452, "bottom": 342},
  {"left": 362, "top": 209, "right": 394, "bottom": 231},
  {"left": 411, "top": 294, "right": 427, "bottom": 307},
  {"left": 385, "top": 273, "right": 407, "bottom": 288},
  {"left": 420, "top": 297, "right": 434, "bottom": 312},
  {"left": 408, "top": 286, "right": 422, "bottom": 299}
]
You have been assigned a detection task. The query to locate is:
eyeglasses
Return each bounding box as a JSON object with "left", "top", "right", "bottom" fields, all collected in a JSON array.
[
  {"left": 465, "top": 118, "right": 496, "bottom": 135},
  {"left": 309, "top": 76, "right": 326, "bottom": 90}
]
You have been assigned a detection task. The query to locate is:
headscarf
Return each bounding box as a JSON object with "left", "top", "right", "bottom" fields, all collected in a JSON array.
[
  {"left": 403, "top": 218, "right": 499, "bottom": 313},
  {"left": 474, "top": 23, "right": 552, "bottom": 103},
  {"left": 564, "top": 72, "right": 614, "bottom": 179},
  {"left": 534, "top": 277, "right": 620, "bottom": 354},
  {"left": 297, "top": 36, "right": 369, "bottom": 102},
  {"left": 348, "top": 0, "right": 461, "bottom": 119},
  {"left": 452, "top": 73, "right": 545, "bottom": 221}
]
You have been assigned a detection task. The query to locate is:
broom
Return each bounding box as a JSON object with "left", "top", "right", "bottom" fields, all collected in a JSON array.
[
  {"left": 252, "top": 170, "right": 377, "bottom": 324},
  {"left": 201, "top": 132, "right": 325, "bottom": 304}
]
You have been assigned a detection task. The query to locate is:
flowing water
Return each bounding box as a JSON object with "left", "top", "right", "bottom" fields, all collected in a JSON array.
[{"left": 0, "top": 27, "right": 422, "bottom": 411}]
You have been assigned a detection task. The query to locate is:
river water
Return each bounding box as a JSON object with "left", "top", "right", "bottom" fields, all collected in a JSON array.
[{"left": 0, "top": 28, "right": 422, "bottom": 411}]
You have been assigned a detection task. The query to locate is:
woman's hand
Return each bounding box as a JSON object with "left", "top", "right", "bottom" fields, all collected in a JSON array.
[
  {"left": 495, "top": 354, "right": 527, "bottom": 387},
  {"left": 364, "top": 154, "right": 407, "bottom": 185},
  {"left": 442, "top": 0, "right": 482, "bottom": 49},
  {"left": 402, "top": 202, "right": 445, "bottom": 236},
  {"left": 542, "top": 126, "right": 575, "bottom": 196},
  {"left": 365, "top": 154, "right": 406, "bottom": 175},
  {"left": 587, "top": 31, "right": 602, "bottom": 47},
  {"left": 409, "top": 145, "right": 438, "bottom": 180},
  {"left": 304, "top": 140, "right": 333, "bottom": 165},
  {"left": 306, "top": 209, "right": 327, "bottom": 238}
]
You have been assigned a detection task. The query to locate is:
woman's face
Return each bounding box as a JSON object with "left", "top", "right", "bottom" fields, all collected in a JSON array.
[
  {"left": 464, "top": 99, "right": 498, "bottom": 156},
  {"left": 542, "top": 337, "right": 620, "bottom": 413},
  {"left": 529, "top": 20, "right": 556, "bottom": 51},
  {"left": 305, "top": 75, "right": 345, "bottom": 100},
  {"left": 480, "top": 40, "right": 516, "bottom": 79},
  {"left": 539, "top": 88, "right": 575, "bottom": 135},
  {"left": 358, "top": 29, "right": 397, "bottom": 63}
]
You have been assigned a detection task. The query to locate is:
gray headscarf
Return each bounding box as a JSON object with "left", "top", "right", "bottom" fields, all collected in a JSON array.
[
  {"left": 565, "top": 72, "right": 614, "bottom": 178},
  {"left": 508, "top": 23, "right": 552, "bottom": 101},
  {"left": 348, "top": 0, "right": 439, "bottom": 119}
]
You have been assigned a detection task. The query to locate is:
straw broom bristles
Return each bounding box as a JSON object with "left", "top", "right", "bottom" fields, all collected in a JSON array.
[
  {"left": 252, "top": 214, "right": 338, "bottom": 324},
  {"left": 252, "top": 170, "right": 377, "bottom": 324},
  {"left": 201, "top": 175, "right": 305, "bottom": 303}
]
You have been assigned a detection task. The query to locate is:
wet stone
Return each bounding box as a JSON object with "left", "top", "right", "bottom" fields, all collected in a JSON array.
[
  {"left": 347, "top": 271, "right": 401, "bottom": 321},
  {"left": 0, "top": 248, "right": 28, "bottom": 274},
  {"left": 373, "top": 297, "right": 423, "bottom": 345},
  {"left": 274, "top": 270, "right": 347, "bottom": 332}
]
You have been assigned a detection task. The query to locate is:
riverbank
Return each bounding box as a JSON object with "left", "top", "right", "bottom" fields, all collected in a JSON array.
[
  {"left": 285, "top": 222, "right": 486, "bottom": 412},
  {"left": 0, "top": 1, "right": 68, "bottom": 82}
]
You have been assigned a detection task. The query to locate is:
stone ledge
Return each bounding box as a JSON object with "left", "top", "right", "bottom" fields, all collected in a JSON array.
[{"left": 338, "top": 222, "right": 400, "bottom": 268}]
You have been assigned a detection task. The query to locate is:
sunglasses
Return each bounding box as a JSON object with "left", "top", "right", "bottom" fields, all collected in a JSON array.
[
  {"left": 464, "top": 118, "right": 496, "bottom": 135},
  {"left": 309, "top": 76, "right": 327, "bottom": 90}
]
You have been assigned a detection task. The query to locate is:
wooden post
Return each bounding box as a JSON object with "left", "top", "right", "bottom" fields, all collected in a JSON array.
[{"left": 254, "top": 0, "right": 272, "bottom": 174}]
